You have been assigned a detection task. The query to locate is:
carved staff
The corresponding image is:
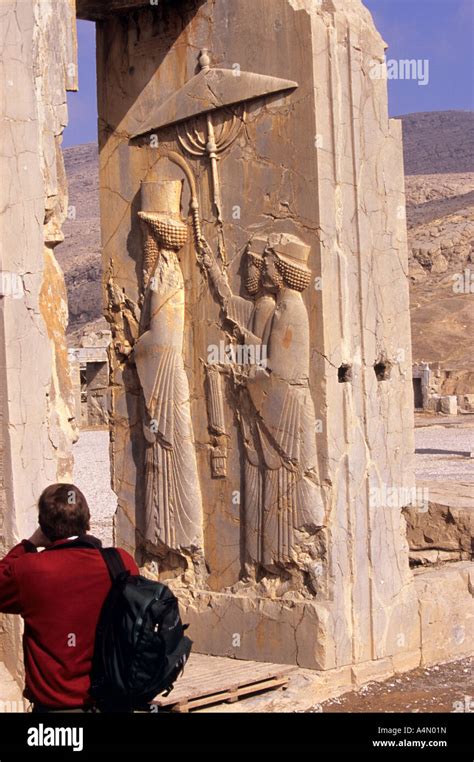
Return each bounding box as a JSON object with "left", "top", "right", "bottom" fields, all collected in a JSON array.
[
  {"left": 175, "top": 51, "right": 245, "bottom": 264},
  {"left": 204, "top": 363, "right": 228, "bottom": 478},
  {"left": 131, "top": 51, "right": 298, "bottom": 266}
]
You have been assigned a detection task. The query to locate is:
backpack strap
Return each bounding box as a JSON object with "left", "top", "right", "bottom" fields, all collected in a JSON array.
[{"left": 100, "top": 547, "right": 128, "bottom": 582}]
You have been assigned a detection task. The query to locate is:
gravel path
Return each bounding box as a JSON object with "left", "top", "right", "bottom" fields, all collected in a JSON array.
[
  {"left": 72, "top": 429, "right": 116, "bottom": 546},
  {"left": 415, "top": 425, "right": 474, "bottom": 482}
]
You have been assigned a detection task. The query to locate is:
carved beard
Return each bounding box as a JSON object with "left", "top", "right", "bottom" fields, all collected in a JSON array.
[
  {"left": 245, "top": 273, "right": 260, "bottom": 294},
  {"left": 147, "top": 217, "right": 188, "bottom": 251},
  {"left": 267, "top": 267, "right": 284, "bottom": 290}
]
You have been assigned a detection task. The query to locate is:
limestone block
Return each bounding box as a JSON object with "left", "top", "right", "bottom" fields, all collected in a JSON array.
[
  {"left": 391, "top": 650, "right": 421, "bottom": 674},
  {"left": 403, "top": 481, "right": 473, "bottom": 558},
  {"left": 90, "top": 0, "right": 416, "bottom": 670},
  {"left": 426, "top": 395, "right": 441, "bottom": 412},
  {"left": 410, "top": 549, "right": 467, "bottom": 566},
  {"left": 458, "top": 394, "right": 474, "bottom": 412},
  {"left": 0, "top": 0, "right": 77, "bottom": 679},
  {"left": 414, "top": 562, "right": 474, "bottom": 666},
  {"left": 350, "top": 659, "right": 393, "bottom": 689},
  {"left": 176, "top": 590, "right": 338, "bottom": 671},
  {"left": 440, "top": 395, "right": 457, "bottom": 415}
]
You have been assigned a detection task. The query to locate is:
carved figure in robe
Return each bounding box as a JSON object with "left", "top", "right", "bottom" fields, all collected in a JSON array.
[
  {"left": 243, "top": 233, "right": 324, "bottom": 569},
  {"left": 134, "top": 179, "right": 203, "bottom": 553},
  {"left": 202, "top": 234, "right": 324, "bottom": 571},
  {"left": 202, "top": 232, "right": 324, "bottom": 571}
]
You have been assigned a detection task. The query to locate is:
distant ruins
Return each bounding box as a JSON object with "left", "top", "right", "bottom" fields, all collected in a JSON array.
[
  {"left": 0, "top": 0, "right": 472, "bottom": 698},
  {"left": 68, "top": 330, "right": 111, "bottom": 428},
  {"left": 413, "top": 362, "right": 474, "bottom": 415}
]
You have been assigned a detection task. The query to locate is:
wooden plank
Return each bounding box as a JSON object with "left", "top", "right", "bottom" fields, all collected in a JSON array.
[
  {"left": 169, "top": 676, "right": 290, "bottom": 712},
  {"left": 156, "top": 666, "right": 293, "bottom": 704},
  {"left": 180, "top": 655, "right": 293, "bottom": 678},
  {"left": 153, "top": 655, "right": 295, "bottom": 708},
  {"left": 173, "top": 665, "right": 287, "bottom": 692}
]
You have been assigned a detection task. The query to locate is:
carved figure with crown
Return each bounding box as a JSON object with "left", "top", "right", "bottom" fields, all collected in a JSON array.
[{"left": 133, "top": 179, "right": 203, "bottom": 556}]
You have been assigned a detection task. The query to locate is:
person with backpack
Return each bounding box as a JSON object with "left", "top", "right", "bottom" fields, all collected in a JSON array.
[{"left": 0, "top": 483, "right": 191, "bottom": 712}]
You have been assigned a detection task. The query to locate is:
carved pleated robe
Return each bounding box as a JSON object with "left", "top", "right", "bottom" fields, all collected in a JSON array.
[
  {"left": 245, "top": 288, "right": 324, "bottom": 568},
  {"left": 134, "top": 249, "right": 203, "bottom": 552}
]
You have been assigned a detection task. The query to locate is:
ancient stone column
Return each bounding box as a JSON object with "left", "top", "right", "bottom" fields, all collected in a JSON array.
[
  {"left": 0, "top": 0, "right": 78, "bottom": 682},
  {"left": 82, "top": 0, "right": 420, "bottom": 672}
]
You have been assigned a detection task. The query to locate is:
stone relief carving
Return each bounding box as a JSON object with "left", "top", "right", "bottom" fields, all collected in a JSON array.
[
  {"left": 128, "top": 51, "right": 324, "bottom": 580},
  {"left": 131, "top": 49, "right": 298, "bottom": 267},
  {"left": 202, "top": 233, "right": 325, "bottom": 573},
  {"left": 133, "top": 179, "right": 203, "bottom": 554},
  {"left": 204, "top": 364, "right": 228, "bottom": 478}
]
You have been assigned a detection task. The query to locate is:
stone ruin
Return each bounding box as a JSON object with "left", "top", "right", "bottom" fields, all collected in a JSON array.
[
  {"left": 0, "top": 0, "right": 78, "bottom": 684},
  {"left": 412, "top": 362, "right": 474, "bottom": 415},
  {"left": 68, "top": 329, "right": 112, "bottom": 428},
  {"left": 0, "top": 0, "right": 472, "bottom": 698}
]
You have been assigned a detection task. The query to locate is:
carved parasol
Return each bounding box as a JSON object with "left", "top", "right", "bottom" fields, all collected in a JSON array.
[{"left": 131, "top": 50, "right": 298, "bottom": 264}]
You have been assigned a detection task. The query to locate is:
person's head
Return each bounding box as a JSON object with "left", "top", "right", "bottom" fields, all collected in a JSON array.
[{"left": 38, "top": 484, "right": 90, "bottom": 542}]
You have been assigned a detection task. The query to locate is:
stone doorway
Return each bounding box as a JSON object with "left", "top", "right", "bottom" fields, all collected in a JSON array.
[{"left": 413, "top": 377, "right": 423, "bottom": 409}]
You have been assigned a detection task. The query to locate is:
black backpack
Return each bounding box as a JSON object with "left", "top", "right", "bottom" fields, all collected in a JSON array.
[{"left": 89, "top": 547, "right": 193, "bottom": 712}]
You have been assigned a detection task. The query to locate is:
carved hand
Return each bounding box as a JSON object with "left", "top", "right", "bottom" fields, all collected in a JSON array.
[
  {"left": 246, "top": 364, "right": 271, "bottom": 384},
  {"left": 196, "top": 237, "right": 214, "bottom": 268}
]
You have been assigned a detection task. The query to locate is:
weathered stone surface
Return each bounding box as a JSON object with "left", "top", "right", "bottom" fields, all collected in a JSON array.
[
  {"left": 440, "top": 395, "right": 458, "bottom": 415},
  {"left": 91, "top": 0, "right": 417, "bottom": 670},
  {"left": 350, "top": 659, "right": 393, "bottom": 689},
  {"left": 0, "top": 0, "right": 469, "bottom": 710},
  {"left": 426, "top": 395, "right": 441, "bottom": 413},
  {"left": 407, "top": 176, "right": 474, "bottom": 372},
  {"left": 414, "top": 562, "right": 474, "bottom": 666},
  {"left": 77, "top": 0, "right": 150, "bottom": 21},
  {"left": 458, "top": 394, "right": 474, "bottom": 412},
  {"left": 193, "top": 564, "right": 473, "bottom": 706},
  {"left": 0, "top": 662, "right": 25, "bottom": 710},
  {"left": 0, "top": 0, "right": 77, "bottom": 681},
  {"left": 391, "top": 650, "right": 421, "bottom": 674},
  {"left": 174, "top": 589, "right": 337, "bottom": 670},
  {"left": 403, "top": 481, "right": 473, "bottom": 565}
]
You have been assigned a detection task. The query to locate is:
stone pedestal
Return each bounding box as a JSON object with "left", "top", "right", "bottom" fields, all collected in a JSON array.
[{"left": 87, "top": 0, "right": 417, "bottom": 670}]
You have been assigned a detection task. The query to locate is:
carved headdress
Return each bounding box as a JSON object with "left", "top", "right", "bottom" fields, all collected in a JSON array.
[
  {"left": 138, "top": 179, "right": 188, "bottom": 281},
  {"left": 267, "top": 232, "right": 312, "bottom": 291}
]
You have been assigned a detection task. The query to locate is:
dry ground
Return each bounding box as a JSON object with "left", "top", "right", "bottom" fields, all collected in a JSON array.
[{"left": 313, "top": 658, "right": 473, "bottom": 713}]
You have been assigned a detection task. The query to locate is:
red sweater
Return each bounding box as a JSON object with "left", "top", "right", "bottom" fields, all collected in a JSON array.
[{"left": 0, "top": 536, "right": 138, "bottom": 708}]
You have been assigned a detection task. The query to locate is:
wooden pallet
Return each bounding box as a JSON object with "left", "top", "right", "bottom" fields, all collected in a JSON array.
[{"left": 151, "top": 653, "right": 296, "bottom": 712}]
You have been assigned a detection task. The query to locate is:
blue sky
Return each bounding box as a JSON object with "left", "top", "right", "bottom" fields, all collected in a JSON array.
[{"left": 64, "top": 0, "right": 474, "bottom": 147}]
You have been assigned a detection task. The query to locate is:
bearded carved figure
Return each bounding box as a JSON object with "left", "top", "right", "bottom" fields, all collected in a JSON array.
[
  {"left": 244, "top": 233, "right": 324, "bottom": 570},
  {"left": 204, "top": 232, "right": 324, "bottom": 573}
]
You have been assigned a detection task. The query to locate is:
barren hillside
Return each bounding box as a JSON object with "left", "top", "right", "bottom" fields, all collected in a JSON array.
[
  {"left": 403, "top": 112, "right": 474, "bottom": 369},
  {"left": 56, "top": 142, "right": 104, "bottom": 344}
]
